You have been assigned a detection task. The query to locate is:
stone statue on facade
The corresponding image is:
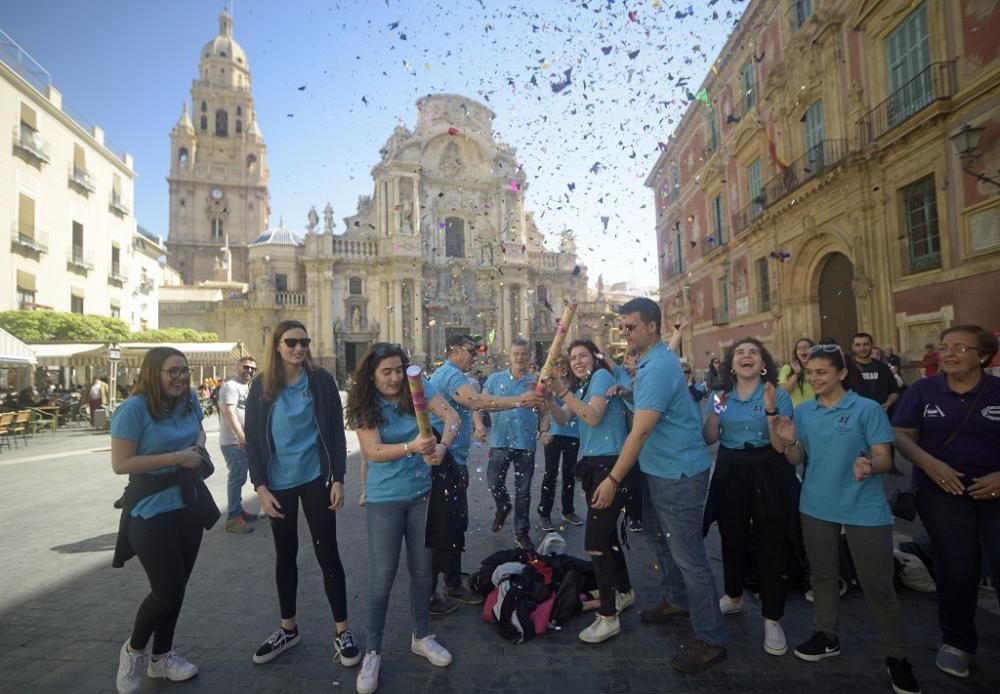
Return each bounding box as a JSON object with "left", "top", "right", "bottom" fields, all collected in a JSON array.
[
  {"left": 559, "top": 229, "right": 577, "bottom": 254},
  {"left": 323, "top": 203, "right": 334, "bottom": 234},
  {"left": 441, "top": 141, "right": 463, "bottom": 178},
  {"left": 351, "top": 306, "right": 362, "bottom": 332},
  {"left": 307, "top": 205, "right": 320, "bottom": 233}
]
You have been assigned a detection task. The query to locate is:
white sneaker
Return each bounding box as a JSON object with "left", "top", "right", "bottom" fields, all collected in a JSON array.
[
  {"left": 146, "top": 651, "right": 199, "bottom": 681},
  {"left": 718, "top": 594, "right": 744, "bottom": 615},
  {"left": 763, "top": 619, "right": 788, "bottom": 656},
  {"left": 116, "top": 640, "right": 147, "bottom": 694},
  {"left": 615, "top": 589, "right": 635, "bottom": 614},
  {"left": 578, "top": 614, "right": 621, "bottom": 643},
  {"left": 356, "top": 651, "right": 381, "bottom": 694},
  {"left": 410, "top": 634, "right": 452, "bottom": 667}
]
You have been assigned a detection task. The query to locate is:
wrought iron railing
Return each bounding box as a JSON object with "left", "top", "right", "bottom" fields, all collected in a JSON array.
[
  {"left": 109, "top": 191, "right": 131, "bottom": 215},
  {"left": 712, "top": 306, "right": 731, "bottom": 326},
  {"left": 10, "top": 224, "right": 48, "bottom": 253},
  {"left": 857, "top": 61, "right": 957, "bottom": 147},
  {"left": 66, "top": 247, "right": 95, "bottom": 272},
  {"left": 12, "top": 125, "right": 49, "bottom": 162},
  {"left": 68, "top": 165, "right": 95, "bottom": 192}
]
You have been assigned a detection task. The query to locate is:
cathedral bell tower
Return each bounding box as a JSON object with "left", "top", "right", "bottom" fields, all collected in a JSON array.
[{"left": 167, "top": 9, "right": 269, "bottom": 284}]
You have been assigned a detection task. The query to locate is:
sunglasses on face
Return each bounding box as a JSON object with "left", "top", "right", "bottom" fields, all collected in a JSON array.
[
  {"left": 282, "top": 338, "right": 311, "bottom": 349},
  {"left": 241, "top": 365, "right": 257, "bottom": 373},
  {"left": 619, "top": 322, "right": 638, "bottom": 333},
  {"left": 161, "top": 367, "right": 191, "bottom": 379}
]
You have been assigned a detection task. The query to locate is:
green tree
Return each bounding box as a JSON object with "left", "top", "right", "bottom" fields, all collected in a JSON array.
[
  {"left": 0, "top": 311, "right": 130, "bottom": 342},
  {"left": 129, "top": 328, "right": 218, "bottom": 342}
]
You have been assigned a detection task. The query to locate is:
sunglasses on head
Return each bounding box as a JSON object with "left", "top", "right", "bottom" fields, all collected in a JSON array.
[
  {"left": 808, "top": 343, "right": 842, "bottom": 356},
  {"left": 282, "top": 338, "right": 311, "bottom": 349},
  {"left": 372, "top": 343, "right": 403, "bottom": 358}
]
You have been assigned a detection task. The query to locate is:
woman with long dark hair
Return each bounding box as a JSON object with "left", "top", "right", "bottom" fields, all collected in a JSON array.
[
  {"left": 345, "top": 343, "right": 459, "bottom": 693},
  {"left": 245, "top": 321, "right": 360, "bottom": 669},
  {"left": 779, "top": 337, "right": 816, "bottom": 406},
  {"left": 545, "top": 339, "right": 632, "bottom": 644},
  {"left": 705, "top": 356, "right": 724, "bottom": 392},
  {"left": 537, "top": 355, "right": 582, "bottom": 530},
  {"left": 770, "top": 344, "right": 920, "bottom": 694},
  {"left": 111, "top": 347, "right": 218, "bottom": 694},
  {"left": 893, "top": 325, "right": 1000, "bottom": 680},
  {"left": 702, "top": 338, "right": 796, "bottom": 657}
]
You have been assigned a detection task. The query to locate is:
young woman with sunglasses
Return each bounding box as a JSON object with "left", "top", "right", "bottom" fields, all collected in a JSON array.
[
  {"left": 111, "top": 347, "right": 217, "bottom": 694},
  {"left": 545, "top": 339, "right": 632, "bottom": 644},
  {"left": 346, "top": 343, "right": 460, "bottom": 693},
  {"left": 779, "top": 337, "right": 816, "bottom": 406},
  {"left": 769, "top": 344, "right": 920, "bottom": 694},
  {"left": 245, "top": 321, "right": 361, "bottom": 669},
  {"left": 702, "top": 338, "right": 795, "bottom": 657}
]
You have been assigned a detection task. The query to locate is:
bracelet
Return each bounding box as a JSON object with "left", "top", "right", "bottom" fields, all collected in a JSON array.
[
  {"left": 782, "top": 439, "right": 799, "bottom": 450},
  {"left": 403, "top": 441, "right": 411, "bottom": 456},
  {"left": 765, "top": 409, "right": 779, "bottom": 416},
  {"left": 606, "top": 473, "right": 621, "bottom": 488},
  {"left": 560, "top": 388, "right": 570, "bottom": 398}
]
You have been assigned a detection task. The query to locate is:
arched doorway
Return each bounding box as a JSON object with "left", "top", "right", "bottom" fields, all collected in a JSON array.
[{"left": 817, "top": 252, "right": 858, "bottom": 347}]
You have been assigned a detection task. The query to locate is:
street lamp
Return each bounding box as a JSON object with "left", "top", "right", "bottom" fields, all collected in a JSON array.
[{"left": 950, "top": 124, "right": 1000, "bottom": 193}]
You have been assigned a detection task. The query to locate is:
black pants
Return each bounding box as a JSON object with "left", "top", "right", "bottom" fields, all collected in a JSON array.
[
  {"left": 128, "top": 506, "right": 204, "bottom": 654},
  {"left": 538, "top": 435, "right": 579, "bottom": 516},
  {"left": 623, "top": 465, "right": 643, "bottom": 523},
  {"left": 579, "top": 456, "right": 631, "bottom": 617},
  {"left": 433, "top": 464, "right": 469, "bottom": 590},
  {"left": 269, "top": 476, "right": 348, "bottom": 622},
  {"left": 714, "top": 451, "right": 789, "bottom": 621}
]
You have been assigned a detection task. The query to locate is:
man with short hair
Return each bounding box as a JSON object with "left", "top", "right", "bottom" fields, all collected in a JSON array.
[
  {"left": 219, "top": 356, "right": 257, "bottom": 533},
  {"left": 851, "top": 333, "right": 900, "bottom": 412},
  {"left": 590, "top": 297, "right": 727, "bottom": 674},
  {"left": 484, "top": 338, "right": 543, "bottom": 549},
  {"left": 429, "top": 335, "right": 546, "bottom": 606}
]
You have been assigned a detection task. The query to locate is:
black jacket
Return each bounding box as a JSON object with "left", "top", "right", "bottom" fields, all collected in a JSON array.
[{"left": 245, "top": 367, "right": 347, "bottom": 488}]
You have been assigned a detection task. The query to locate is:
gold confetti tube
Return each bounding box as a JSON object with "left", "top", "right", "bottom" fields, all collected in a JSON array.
[
  {"left": 535, "top": 301, "right": 578, "bottom": 394},
  {"left": 405, "top": 365, "right": 432, "bottom": 436}
]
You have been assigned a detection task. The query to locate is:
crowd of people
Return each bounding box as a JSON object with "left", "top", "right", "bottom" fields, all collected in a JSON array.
[{"left": 107, "top": 303, "right": 999, "bottom": 694}]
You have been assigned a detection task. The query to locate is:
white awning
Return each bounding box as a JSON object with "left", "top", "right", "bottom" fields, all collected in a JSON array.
[
  {"left": 28, "top": 342, "right": 251, "bottom": 368},
  {"left": 0, "top": 328, "right": 37, "bottom": 366},
  {"left": 28, "top": 343, "right": 104, "bottom": 367}
]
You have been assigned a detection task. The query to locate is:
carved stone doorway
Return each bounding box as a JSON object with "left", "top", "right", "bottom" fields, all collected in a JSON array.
[{"left": 817, "top": 252, "right": 858, "bottom": 348}]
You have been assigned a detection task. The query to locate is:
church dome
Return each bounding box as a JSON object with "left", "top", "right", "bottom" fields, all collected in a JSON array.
[
  {"left": 201, "top": 10, "right": 248, "bottom": 70},
  {"left": 251, "top": 219, "right": 303, "bottom": 247}
]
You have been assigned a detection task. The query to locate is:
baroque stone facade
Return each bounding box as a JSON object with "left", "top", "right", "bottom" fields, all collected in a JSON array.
[{"left": 650, "top": 0, "right": 1000, "bottom": 374}]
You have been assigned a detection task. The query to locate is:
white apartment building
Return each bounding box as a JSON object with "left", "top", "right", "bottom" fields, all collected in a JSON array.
[{"left": 0, "top": 28, "right": 161, "bottom": 329}]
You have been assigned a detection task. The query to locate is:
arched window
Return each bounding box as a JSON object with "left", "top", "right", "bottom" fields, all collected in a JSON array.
[
  {"left": 235, "top": 120, "right": 242, "bottom": 134},
  {"left": 211, "top": 217, "right": 224, "bottom": 241},
  {"left": 200, "top": 116, "right": 207, "bottom": 131},
  {"left": 349, "top": 277, "right": 363, "bottom": 295},
  {"left": 201, "top": 101, "right": 207, "bottom": 112},
  {"left": 215, "top": 109, "right": 228, "bottom": 137},
  {"left": 178, "top": 147, "right": 189, "bottom": 165},
  {"left": 445, "top": 217, "right": 464, "bottom": 258},
  {"left": 236, "top": 105, "right": 243, "bottom": 117},
  {"left": 246, "top": 154, "right": 257, "bottom": 173},
  {"left": 537, "top": 285, "right": 548, "bottom": 306}
]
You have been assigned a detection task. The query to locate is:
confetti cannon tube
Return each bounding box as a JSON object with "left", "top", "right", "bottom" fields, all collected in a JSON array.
[
  {"left": 535, "top": 301, "right": 578, "bottom": 394},
  {"left": 405, "top": 365, "right": 433, "bottom": 436}
]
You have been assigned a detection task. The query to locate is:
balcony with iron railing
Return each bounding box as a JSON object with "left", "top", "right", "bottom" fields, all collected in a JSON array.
[
  {"left": 107, "top": 266, "right": 128, "bottom": 285},
  {"left": 857, "top": 61, "right": 957, "bottom": 148},
  {"left": 12, "top": 125, "right": 50, "bottom": 163},
  {"left": 712, "top": 306, "right": 731, "bottom": 326},
  {"left": 66, "top": 247, "right": 95, "bottom": 273},
  {"left": 68, "top": 165, "right": 95, "bottom": 193},
  {"left": 10, "top": 223, "right": 48, "bottom": 254},
  {"left": 109, "top": 191, "right": 131, "bottom": 215}
]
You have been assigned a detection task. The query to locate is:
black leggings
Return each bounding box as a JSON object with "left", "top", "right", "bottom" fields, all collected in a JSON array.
[
  {"left": 269, "top": 476, "right": 348, "bottom": 622},
  {"left": 579, "top": 456, "right": 632, "bottom": 617},
  {"left": 129, "top": 506, "right": 204, "bottom": 654},
  {"left": 538, "top": 435, "right": 579, "bottom": 516}
]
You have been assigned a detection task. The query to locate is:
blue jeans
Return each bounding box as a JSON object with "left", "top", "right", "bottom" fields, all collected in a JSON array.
[
  {"left": 487, "top": 448, "right": 535, "bottom": 536},
  {"left": 220, "top": 445, "right": 249, "bottom": 519},
  {"left": 365, "top": 494, "right": 433, "bottom": 652},
  {"left": 643, "top": 470, "right": 727, "bottom": 646},
  {"left": 917, "top": 487, "right": 1000, "bottom": 654}
]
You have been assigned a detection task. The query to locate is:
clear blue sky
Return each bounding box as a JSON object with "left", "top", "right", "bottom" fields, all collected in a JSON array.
[{"left": 1, "top": 0, "right": 743, "bottom": 287}]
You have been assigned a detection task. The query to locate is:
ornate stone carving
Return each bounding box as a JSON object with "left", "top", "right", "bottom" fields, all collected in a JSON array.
[
  {"left": 307, "top": 205, "right": 319, "bottom": 233},
  {"left": 440, "top": 141, "right": 463, "bottom": 178},
  {"left": 323, "top": 203, "right": 334, "bottom": 234}
]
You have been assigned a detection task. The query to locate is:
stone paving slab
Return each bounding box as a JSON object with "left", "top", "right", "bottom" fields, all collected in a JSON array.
[{"left": 0, "top": 420, "right": 997, "bottom": 693}]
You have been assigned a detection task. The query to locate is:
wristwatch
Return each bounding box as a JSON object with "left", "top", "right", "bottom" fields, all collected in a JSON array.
[{"left": 765, "top": 409, "right": 779, "bottom": 416}]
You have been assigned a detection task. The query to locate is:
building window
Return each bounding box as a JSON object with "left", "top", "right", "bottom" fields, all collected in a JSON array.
[
  {"left": 536, "top": 285, "right": 548, "bottom": 306},
  {"left": 885, "top": 4, "right": 931, "bottom": 126},
  {"left": 741, "top": 61, "right": 755, "bottom": 110},
  {"left": 215, "top": 109, "right": 228, "bottom": 136},
  {"left": 673, "top": 225, "right": 684, "bottom": 275},
  {"left": 111, "top": 245, "right": 121, "bottom": 276},
  {"left": 903, "top": 175, "right": 941, "bottom": 272},
  {"left": 792, "top": 0, "right": 812, "bottom": 30},
  {"left": 246, "top": 154, "right": 258, "bottom": 172},
  {"left": 671, "top": 161, "right": 680, "bottom": 191},
  {"left": 756, "top": 257, "right": 771, "bottom": 311},
  {"left": 71, "top": 294, "right": 84, "bottom": 314},
  {"left": 719, "top": 275, "right": 731, "bottom": 317},
  {"left": 803, "top": 101, "right": 825, "bottom": 171},
  {"left": 16, "top": 193, "right": 35, "bottom": 242},
  {"left": 235, "top": 119, "right": 242, "bottom": 134},
  {"left": 274, "top": 274, "right": 288, "bottom": 292},
  {"left": 711, "top": 195, "right": 725, "bottom": 245},
  {"left": 211, "top": 217, "right": 224, "bottom": 241},
  {"left": 20, "top": 102, "right": 37, "bottom": 131},
  {"left": 200, "top": 115, "right": 207, "bottom": 131},
  {"left": 178, "top": 147, "right": 189, "bottom": 165},
  {"left": 706, "top": 107, "right": 718, "bottom": 153},
  {"left": 110, "top": 304, "right": 121, "bottom": 318},
  {"left": 72, "top": 221, "right": 84, "bottom": 262},
  {"left": 201, "top": 101, "right": 207, "bottom": 112},
  {"left": 748, "top": 158, "right": 764, "bottom": 215},
  {"left": 17, "top": 286, "right": 35, "bottom": 308},
  {"left": 349, "top": 276, "right": 363, "bottom": 295},
  {"left": 236, "top": 105, "right": 243, "bottom": 117},
  {"left": 445, "top": 217, "right": 464, "bottom": 258}
]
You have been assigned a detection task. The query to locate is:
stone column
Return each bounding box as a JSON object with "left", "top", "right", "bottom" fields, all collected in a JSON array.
[
  {"left": 412, "top": 275, "right": 425, "bottom": 363},
  {"left": 392, "top": 279, "right": 403, "bottom": 342},
  {"left": 501, "top": 283, "right": 511, "bottom": 353}
]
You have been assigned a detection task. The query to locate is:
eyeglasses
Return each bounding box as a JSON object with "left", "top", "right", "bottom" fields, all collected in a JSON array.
[
  {"left": 241, "top": 365, "right": 257, "bottom": 373},
  {"left": 160, "top": 367, "right": 191, "bottom": 379},
  {"left": 618, "top": 322, "right": 638, "bottom": 333},
  {"left": 282, "top": 338, "right": 311, "bottom": 349},
  {"left": 808, "top": 343, "right": 843, "bottom": 356},
  {"left": 937, "top": 344, "right": 977, "bottom": 355}
]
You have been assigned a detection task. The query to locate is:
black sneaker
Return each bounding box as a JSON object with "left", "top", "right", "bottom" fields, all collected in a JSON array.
[
  {"left": 627, "top": 519, "right": 643, "bottom": 533},
  {"left": 515, "top": 534, "right": 535, "bottom": 551},
  {"left": 539, "top": 515, "right": 555, "bottom": 532},
  {"left": 492, "top": 505, "right": 512, "bottom": 533},
  {"left": 793, "top": 631, "right": 841, "bottom": 662},
  {"left": 445, "top": 583, "right": 485, "bottom": 605},
  {"left": 253, "top": 626, "right": 300, "bottom": 664},
  {"left": 429, "top": 593, "right": 459, "bottom": 616},
  {"left": 334, "top": 629, "right": 362, "bottom": 667},
  {"left": 887, "top": 657, "right": 921, "bottom": 694},
  {"left": 561, "top": 511, "right": 584, "bottom": 526}
]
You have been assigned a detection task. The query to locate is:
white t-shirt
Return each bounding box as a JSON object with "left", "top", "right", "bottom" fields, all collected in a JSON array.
[
  {"left": 218, "top": 379, "right": 249, "bottom": 446},
  {"left": 89, "top": 383, "right": 103, "bottom": 400}
]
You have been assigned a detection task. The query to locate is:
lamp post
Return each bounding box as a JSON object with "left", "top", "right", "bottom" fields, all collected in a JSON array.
[{"left": 950, "top": 125, "right": 1000, "bottom": 192}]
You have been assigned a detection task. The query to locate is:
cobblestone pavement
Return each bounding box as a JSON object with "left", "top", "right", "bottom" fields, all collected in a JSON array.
[{"left": 0, "top": 418, "right": 997, "bottom": 693}]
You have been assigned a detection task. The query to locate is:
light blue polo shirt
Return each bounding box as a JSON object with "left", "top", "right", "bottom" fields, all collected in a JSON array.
[
  {"left": 633, "top": 341, "right": 712, "bottom": 479},
  {"left": 613, "top": 364, "right": 633, "bottom": 389},
  {"left": 577, "top": 368, "right": 628, "bottom": 457},
  {"left": 367, "top": 381, "right": 438, "bottom": 503},
  {"left": 795, "top": 390, "right": 894, "bottom": 526},
  {"left": 484, "top": 369, "right": 539, "bottom": 451},
  {"left": 269, "top": 372, "right": 322, "bottom": 490},
  {"left": 707, "top": 382, "right": 793, "bottom": 449},
  {"left": 110, "top": 391, "right": 204, "bottom": 519},
  {"left": 549, "top": 397, "right": 579, "bottom": 439},
  {"left": 429, "top": 359, "right": 472, "bottom": 465}
]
